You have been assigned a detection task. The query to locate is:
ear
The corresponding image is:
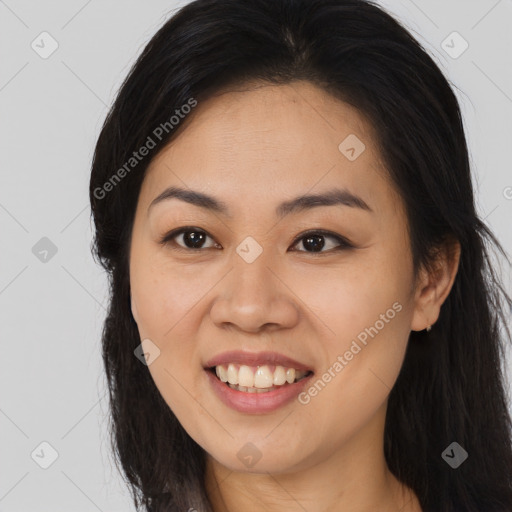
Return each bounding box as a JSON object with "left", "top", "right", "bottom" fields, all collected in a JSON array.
[
  {"left": 131, "top": 294, "right": 139, "bottom": 324},
  {"left": 410, "top": 237, "right": 461, "bottom": 332}
]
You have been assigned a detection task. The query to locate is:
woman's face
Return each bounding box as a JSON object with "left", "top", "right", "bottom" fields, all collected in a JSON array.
[{"left": 129, "top": 81, "right": 424, "bottom": 474}]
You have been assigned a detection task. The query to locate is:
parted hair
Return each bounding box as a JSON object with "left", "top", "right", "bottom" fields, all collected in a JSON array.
[{"left": 89, "top": 1, "right": 512, "bottom": 510}]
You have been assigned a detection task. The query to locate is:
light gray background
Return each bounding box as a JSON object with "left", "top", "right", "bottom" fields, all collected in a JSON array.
[{"left": 1, "top": 0, "right": 511, "bottom": 510}]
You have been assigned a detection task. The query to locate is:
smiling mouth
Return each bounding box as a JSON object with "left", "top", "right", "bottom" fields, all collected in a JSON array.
[{"left": 208, "top": 364, "right": 313, "bottom": 393}]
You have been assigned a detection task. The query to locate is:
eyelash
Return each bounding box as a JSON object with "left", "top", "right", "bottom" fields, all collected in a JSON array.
[{"left": 158, "top": 226, "right": 353, "bottom": 254}]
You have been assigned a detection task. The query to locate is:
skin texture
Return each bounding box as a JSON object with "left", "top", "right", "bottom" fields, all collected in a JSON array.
[{"left": 129, "top": 81, "right": 460, "bottom": 512}]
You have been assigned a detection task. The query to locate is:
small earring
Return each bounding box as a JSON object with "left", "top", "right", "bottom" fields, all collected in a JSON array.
[{"left": 426, "top": 325, "right": 432, "bottom": 332}]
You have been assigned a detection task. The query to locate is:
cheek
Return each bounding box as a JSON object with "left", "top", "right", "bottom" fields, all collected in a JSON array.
[
  {"left": 131, "top": 291, "right": 205, "bottom": 428},
  {"left": 130, "top": 256, "right": 213, "bottom": 371},
  {"left": 130, "top": 256, "right": 211, "bottom": 339},
  {"left": 294, "top": 266, "right": 410, "bottom": 409},
  {"left": 287, "top": 259, "right": 403, "bottom": 338},
  {"left": 298, "top": 311, "right": 409, "bottom": 455}
]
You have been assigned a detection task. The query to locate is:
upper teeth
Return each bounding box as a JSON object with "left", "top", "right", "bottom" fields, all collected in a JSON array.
[{"left": 215, "top": 364, "right": 308, "bottom": 388}]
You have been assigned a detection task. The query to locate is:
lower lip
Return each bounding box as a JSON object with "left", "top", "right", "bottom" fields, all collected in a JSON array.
[{"left": 205, "top": 369, "right": 313, "bottom": 414}]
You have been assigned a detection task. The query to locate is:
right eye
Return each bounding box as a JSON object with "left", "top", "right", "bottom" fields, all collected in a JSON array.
[{"left": 158, "top": 227, "right": 221, "bottom": 251}]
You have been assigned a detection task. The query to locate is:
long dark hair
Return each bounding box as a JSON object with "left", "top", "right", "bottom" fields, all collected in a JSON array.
[{"left": 89, "top": 0, "right": 512, "bottom": 510}]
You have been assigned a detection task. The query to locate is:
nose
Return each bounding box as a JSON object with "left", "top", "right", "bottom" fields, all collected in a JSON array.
[{"left": 209, "top": 247, "right": 300, "bottom": 333}]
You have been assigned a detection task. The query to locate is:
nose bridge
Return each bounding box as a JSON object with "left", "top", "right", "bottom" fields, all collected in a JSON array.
[
  {"left": 230, "top": 235, "right": 276, "bottom": 305},
  {"left": 209, "top": 234, "right": 299, "bottom": 331}
]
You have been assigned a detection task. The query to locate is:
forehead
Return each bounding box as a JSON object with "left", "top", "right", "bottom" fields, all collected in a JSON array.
[{"left": 141, "top": 81, "right": 398, "bottom": 217}]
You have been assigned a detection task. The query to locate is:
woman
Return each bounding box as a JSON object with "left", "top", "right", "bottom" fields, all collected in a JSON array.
[{"left": 89, "top": 0, "right": 512, "bottom": 510}]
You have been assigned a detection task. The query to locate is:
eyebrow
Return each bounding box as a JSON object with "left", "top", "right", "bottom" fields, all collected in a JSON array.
[{"left": 148, "top": 185, "right": 373, "bottom": 218}]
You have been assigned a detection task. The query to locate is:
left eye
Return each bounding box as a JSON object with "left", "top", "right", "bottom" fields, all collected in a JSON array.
[
  {"left": 159, "top": 227, "right": 352, "bottom": 253},
  {"left": 290, "top": 230, "right": 351, "bottom": 253}
]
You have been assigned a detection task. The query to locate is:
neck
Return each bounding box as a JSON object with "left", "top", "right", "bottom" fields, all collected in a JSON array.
[{"left": 204, "top": 402, "right": 421, "bottom": 512}]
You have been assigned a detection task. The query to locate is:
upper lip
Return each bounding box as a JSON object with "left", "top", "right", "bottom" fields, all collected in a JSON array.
[{"left": 204, "top": 350, "right": 313, "bottom": 372}]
